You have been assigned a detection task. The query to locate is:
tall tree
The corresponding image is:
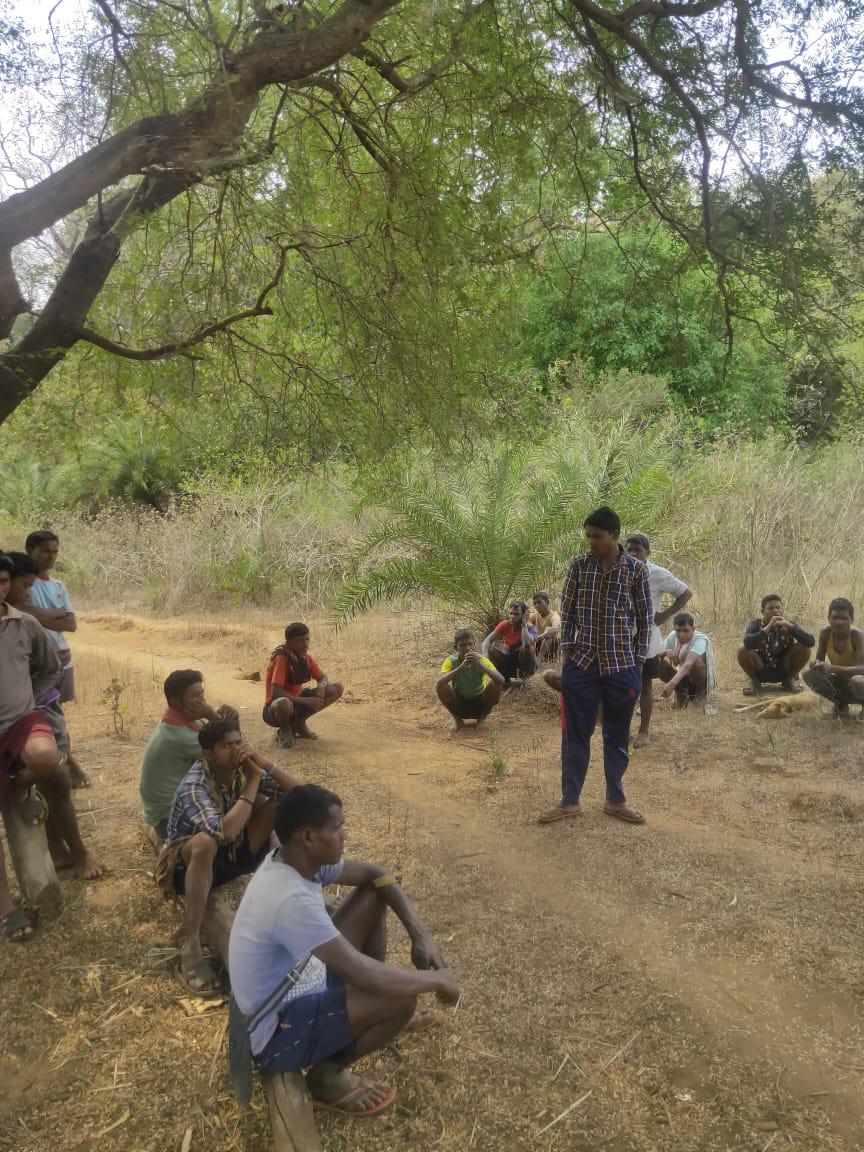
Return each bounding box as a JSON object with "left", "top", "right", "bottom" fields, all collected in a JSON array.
[{"left": 2, "top": 0, "right": 864, "bottom": 426}]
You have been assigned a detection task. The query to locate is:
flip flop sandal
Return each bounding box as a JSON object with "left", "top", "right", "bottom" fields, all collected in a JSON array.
[
  {"left": 311, "top": 1083, "right": 396, "bottom": 1118},
  {"left": 537, "top": 805, "right": 582, "bottom": 824},
  {"left": 2, "top": 906, "right": 35, "bottom": 943},
  {"left": 603, "top": 804, "right": 645, "bottom": 825},
  {"left": 175, "top": 958, "right": 225, "bottom": 998},
  {"left": 17, "top": 786, "right": 49, "bottom": 826}
]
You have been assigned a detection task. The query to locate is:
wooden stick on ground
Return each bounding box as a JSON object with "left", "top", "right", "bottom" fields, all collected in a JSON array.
[
  {"left": 0, "top": 800, "right": 63, "bottom": 918},
  {"left": 201, "top": 878, "right": 322, "bottom": 1152}
]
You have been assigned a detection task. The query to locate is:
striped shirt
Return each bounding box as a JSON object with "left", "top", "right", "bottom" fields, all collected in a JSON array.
[
  {"left": 166, "top": 759, "right": 280, "bottom": 844},
  {"left": 560, "top": 548, "right": 652, "bottom": 675}
]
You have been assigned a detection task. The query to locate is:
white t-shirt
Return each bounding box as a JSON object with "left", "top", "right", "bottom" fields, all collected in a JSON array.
[
  {"left": 228, "top": 852, "right": 344, "bottom": 1055},
  {"left": 29, "top": 576, "right": 74, "bottom": 661},
  {"left": 646, "top": 562, "right": 689, "bottom": 659}
]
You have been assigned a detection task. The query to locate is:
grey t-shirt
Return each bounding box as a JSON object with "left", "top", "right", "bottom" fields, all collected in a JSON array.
[
  {"left": 0, "top": 606, "right": 61, "bottom": 735},
  {"left": 228, "top": 852, "right": 344, "bottom": 1055}
]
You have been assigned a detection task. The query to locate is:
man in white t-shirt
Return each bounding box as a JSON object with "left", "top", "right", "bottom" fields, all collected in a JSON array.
[
  {"left": 229, "top": 784, "right": 459, "bottom": 1119},
  {"left": 625, "top": 534, "right": 692, "bottom": 747}
]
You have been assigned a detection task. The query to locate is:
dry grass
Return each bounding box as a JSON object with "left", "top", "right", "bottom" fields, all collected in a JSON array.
[{"left": 2, "top": 610, "right": 864, "bottom": 1151}]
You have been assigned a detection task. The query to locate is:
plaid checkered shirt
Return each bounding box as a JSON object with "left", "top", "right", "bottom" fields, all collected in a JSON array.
[
  {"left": 166, "top": 759, "right": 280, "bottom": 845},
  {"left": 560, "top": 548, "right": 652, "bottom": 675}
]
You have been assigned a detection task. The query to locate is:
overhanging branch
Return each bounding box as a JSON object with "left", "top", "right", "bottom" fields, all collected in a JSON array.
[{"left": 75, "top": 245, "right": 289, "bottom": 361}]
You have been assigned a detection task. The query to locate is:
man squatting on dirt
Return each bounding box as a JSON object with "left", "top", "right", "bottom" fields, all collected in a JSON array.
[{"left": 229, "top": 784, "right": 460, "bottom": 1117}]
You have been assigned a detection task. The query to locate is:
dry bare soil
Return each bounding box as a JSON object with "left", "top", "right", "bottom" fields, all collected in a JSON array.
[{"left": 2, "top": 608, "right": 864, "bottom": 1152}]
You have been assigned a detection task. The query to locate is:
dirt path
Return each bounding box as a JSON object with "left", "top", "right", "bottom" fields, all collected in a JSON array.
[{"left": 3, "top": 611, "right": 864, "bottom": 1151}]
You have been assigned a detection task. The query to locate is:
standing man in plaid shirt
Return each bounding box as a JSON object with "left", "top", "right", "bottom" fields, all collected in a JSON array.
[{"left": 538, "top": 507, "right": 651, "bottom": 827}]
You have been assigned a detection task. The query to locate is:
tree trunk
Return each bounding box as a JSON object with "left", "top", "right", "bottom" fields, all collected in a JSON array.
[
  {"left": 0, "top": 802, "right": 63, "bottom": 919},
  {"left": 203, "top": 879, "right": 322, "bottom": 1152}
]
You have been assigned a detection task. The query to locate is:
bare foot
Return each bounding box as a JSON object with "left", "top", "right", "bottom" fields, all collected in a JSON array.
[
  {"left": 73, "top": 852, "right": 109, "bottom": 881},
  {"left": 51, "top": 852, "right": 74, "bottom": 871},
  {"left": 632, "top": 731, "right": 650, "bottom": 748},
  {"left": 451, "top": 718, "right": 465, "bottom": 733}
]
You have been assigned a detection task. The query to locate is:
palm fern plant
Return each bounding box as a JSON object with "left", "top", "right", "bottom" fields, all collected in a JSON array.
[{"left": 331, "top": 410, "right": 684, "bottom": 632}]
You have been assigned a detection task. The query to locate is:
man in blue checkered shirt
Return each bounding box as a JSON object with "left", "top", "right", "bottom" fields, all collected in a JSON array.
[{"left": 538, "top": 507, "right": 651, "bottom": 826}]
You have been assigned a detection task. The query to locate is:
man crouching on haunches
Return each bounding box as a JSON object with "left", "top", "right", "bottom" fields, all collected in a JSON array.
[{"left": 229, "top": 784, "right": 460, "bottom": 1118}]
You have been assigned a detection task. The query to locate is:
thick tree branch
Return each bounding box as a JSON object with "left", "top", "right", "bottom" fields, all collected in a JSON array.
[
  {"left": 0, "top": 0, "right": 402, "bottom": 340},
  {"left": 75, "top": 245, "right": 289, "bottom": 361}
]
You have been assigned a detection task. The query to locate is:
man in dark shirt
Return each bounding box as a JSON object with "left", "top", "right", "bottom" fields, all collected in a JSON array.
[
  {"left": 538, "top": 507, "right": 651, "bottom": 827},
  {"left": 737, "top": 594, "right": 814, "bottom": 696}
]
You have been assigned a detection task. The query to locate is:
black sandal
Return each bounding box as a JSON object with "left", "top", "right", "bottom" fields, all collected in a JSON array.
[{"left": 2, "top": 906, "right": 34, "bottom": 943}]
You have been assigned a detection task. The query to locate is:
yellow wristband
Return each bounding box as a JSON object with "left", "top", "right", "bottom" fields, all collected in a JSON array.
[{"left": 372, "top": 873, "right": 398, "bottom": 889}]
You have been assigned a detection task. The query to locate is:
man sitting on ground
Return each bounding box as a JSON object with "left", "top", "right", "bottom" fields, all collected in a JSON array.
[
  {"left": 139, "top": 670, "right": 239, "bottom": 846},
  {"left": 738, "top": 595, "right": 814, "bottom": 696},
  {"left": 658, "top": 613, "right": 717, "bottom": 714},
  {"left": 529, "top": 593, "right": 561, "bottom": 663},
  {"left": 436, "top": 629, "right": 504, "bottom": 731},
  {"left": 0, "top": 553, "right": 106, "bottom": 943},
  {"left": 481, "top": 601, "right": 537, "bottom": 686},
  {"left": 155, "top": 719, "right": 300, "bottom": 995},
  {"left": 802, "top": 598, "right": 864, "bottom": 719},
  {"left": 229, "top": 784, "right": 459, "bottom": 1117},
  {"left": 263, "top": 622, "right": 343, "bottom": 747},
  {"left": 624, "top": 534, "right": 693, "bottom": 748}
]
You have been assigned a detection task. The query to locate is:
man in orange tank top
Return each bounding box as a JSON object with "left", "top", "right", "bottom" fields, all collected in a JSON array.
[{"left": 803, "top": 598, "right": 864, "bottom": 719}]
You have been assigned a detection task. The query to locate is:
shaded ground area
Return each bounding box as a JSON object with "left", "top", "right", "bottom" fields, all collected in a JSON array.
[{"left": 1, "top": 608, "right": 863, "bottom": 1151}]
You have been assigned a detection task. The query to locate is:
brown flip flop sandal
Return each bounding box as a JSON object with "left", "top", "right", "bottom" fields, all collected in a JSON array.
[
  {"left": 537, "top": 804, "right": 582, "bottom": 824},
  {"left": 311, "top": 1083, "right": 396, "bottom": 1118},
  {"left": 603, "top": 803, "right": 645, "bottom": 825}
]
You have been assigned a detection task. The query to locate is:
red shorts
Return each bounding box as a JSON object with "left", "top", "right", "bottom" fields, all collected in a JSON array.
[{"left": 0, "top": 712, "right": 55, "bottom": 801}]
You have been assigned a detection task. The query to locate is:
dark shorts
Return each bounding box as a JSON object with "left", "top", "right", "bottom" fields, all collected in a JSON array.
[
  {"left": 59, "top": 666, "right": 75, "bottom": 704},
  {"left": 255, "top": 972, "right": 353, "bottom": 1075},
  {"left": 0, "top": 712, "right": 55, "bottom": 802},
  {"left": 172, "top": 834, "right": 269, "bottom": 895},
  {"left": 642, "top": 656, "right": 661, "bottom": 682},
  {"left": 756, "top": 662, "right": 785, "bottom": 684},
  {"left": 675, "top": 676, "right": 702, "bottom": 699},
  {"left": 495, "top": 646, "right": 537, "bottom": 681},
  {"left": 451, "top": 693, "right": 488, "bottom": 720},
  {"left": 262, "top": 688, "right": 317, "bottom": 728}
]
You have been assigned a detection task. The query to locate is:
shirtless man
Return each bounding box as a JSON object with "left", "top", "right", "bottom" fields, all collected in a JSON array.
[{"left": 802, "top": 598, "right": 864, "bottom": 719}]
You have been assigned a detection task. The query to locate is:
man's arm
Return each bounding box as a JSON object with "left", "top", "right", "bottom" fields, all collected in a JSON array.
[
  {"left": 655, "top": 586, "right": 692, "bottom": 627},
  {"left": 337, "top": 859, "right": 444, "bottom": 969},
  {"left": 480, "top": 629, "right": 496, "bottom": 657},
  {"left": 788, "top": 622, "right": 816, "bottom": 648},
  {"left": 28, "top": 619, "right": 61, "bottom": 701},
  {"left": 479, "top": 656, "right": 505, "bottom": 686},
  {"left": 632, "top": 564, "right": 651, "bottom": 663},
  {"left": 314, "top": 935, "right": 459, "bottom": 1002},
  {"left": 660, "top": 649, "right": 700, "bottom": 693},
  {"left": 743, "top": 619, "right": 764, "bottom": 649},
  {"left": 813, "top": 627, "right": 829, "bottom": 664},
  {"left": 560, "top": 559, "right": 580, "bottom": 649},
  {"left": 23, "top": 602, "right": 77, "bottom": 633},
  {"left": 241, "top": 746, "right": 301, "bottom": 795}
]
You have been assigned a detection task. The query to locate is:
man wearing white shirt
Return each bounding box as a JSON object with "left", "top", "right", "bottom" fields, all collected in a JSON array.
[{"left": 625, "top": 534, "right": 692, "bottom": 748}]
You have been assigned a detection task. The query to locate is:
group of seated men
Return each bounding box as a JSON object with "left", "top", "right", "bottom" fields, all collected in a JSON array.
[
  {"left": 0, "top": 535, "right": 106, "bottom": 944},
  {"left": 435, "top": 535, "right": 864, "bottom": 737},
  {"left": 138, "top": 641, "right": 457, "bottom": 1116}
]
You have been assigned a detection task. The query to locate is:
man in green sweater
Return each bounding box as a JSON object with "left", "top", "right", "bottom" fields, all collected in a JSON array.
[{"left": 139, "top": 670, "right": 239, "bottom": 845}]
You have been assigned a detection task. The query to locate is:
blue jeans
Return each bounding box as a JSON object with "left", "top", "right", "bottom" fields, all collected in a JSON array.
[{"left": 560, "top": 661, "right": 641, "bottom": 806}]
